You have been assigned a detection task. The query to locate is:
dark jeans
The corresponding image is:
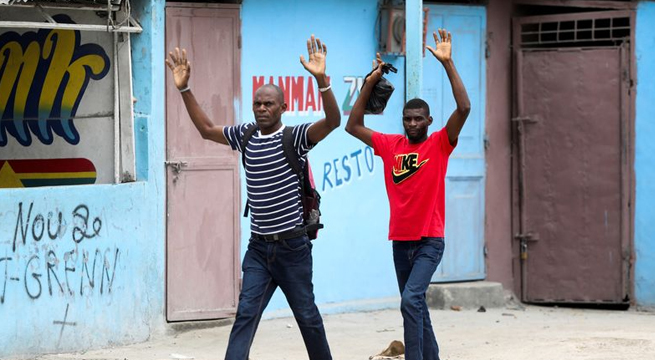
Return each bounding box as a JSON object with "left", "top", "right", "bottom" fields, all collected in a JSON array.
[
  {"left": 393, "top": 237, "right": 446, "bottom": 360},
  {"left": 224, "top": 234, "right": 331, "bottom": 360}
]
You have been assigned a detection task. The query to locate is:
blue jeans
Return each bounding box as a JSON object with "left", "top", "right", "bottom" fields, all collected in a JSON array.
[
  {"left": 224, "top": 234, "right": 331, "bottom": 360},
  {"left": 393, "top": 237, "right": 445, "bottom": 360}
]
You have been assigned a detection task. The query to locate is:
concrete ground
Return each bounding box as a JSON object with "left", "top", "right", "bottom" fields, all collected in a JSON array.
[{"left": 34, "top": 305, "right": 655, "bottom": 360}]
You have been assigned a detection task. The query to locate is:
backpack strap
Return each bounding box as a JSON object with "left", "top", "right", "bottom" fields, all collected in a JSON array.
[
  {"left": 241, "top": 124, "right": 258, "bottom": 168},
  {"left": 241, "top": 124, "right": 258, "bottom": 217},
  {"left": 281, "top": 126, "right": 302, "bottom": 179},
  {"left": 282, "top": 126, "right": 312, "bottom": 196}
]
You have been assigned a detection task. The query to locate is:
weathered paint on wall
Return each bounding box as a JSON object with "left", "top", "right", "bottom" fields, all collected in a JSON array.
[
  {"left": 635, "top": 2, "right": 655, "bottom": 308},
  {"left": 241, "top": 0, "right": 404, "bottom": 315},
  {"left": 0, "top": 0, "right": 166, "bottom": 357}
]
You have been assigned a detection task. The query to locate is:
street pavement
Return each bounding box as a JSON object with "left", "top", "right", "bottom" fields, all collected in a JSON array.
[{"left": 32, "top": 305, "right": 655, "bottom": 360}]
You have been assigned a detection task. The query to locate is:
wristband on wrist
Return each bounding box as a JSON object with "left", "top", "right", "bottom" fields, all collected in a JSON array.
[
  {"left": 318, "top": 84, "right": 331, "bottom": 93},
  {"left": 179, "top": 86, "right": 190, "bottom": 93}
]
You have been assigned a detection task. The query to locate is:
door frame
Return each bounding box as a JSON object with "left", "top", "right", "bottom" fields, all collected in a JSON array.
[
  {"left": 511, "top": 10, "right": 636, "bottom": 304},
  {"left": 422, "top": 4, "right": 487, "bottom": 283},
  {"left": 165, "top": 2, "right": 242, "bottom": 321}
]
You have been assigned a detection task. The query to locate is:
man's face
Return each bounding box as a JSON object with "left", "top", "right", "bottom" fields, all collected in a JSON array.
[
  {"left": 252, "top": 87, "right": 287, "bottom": 130},
  {"left": 402, "top": 107, "right": 432, "bottom": 143}
]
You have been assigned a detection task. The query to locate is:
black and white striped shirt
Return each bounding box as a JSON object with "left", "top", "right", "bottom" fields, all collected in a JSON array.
[{"left": 223, "top": 122, "right": 314, "bottom": 235}]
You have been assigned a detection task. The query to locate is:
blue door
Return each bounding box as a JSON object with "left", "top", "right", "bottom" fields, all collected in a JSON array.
[{"left": 422, "top": 5, "right": 486, "bottom": 282}]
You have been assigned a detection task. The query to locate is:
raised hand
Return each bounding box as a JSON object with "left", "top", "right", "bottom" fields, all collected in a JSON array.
[
  {"left": 426, "top": 29, "right": 452, "bottom": 63},
  {"left": 300, "top": 35, "right": 327, "bottom": 78},
  {"left": 365, "top": 52, "right": 385, "bottom": 84},
  {"left": 165, "top": 47, "right": 191, "bottom": 90}
]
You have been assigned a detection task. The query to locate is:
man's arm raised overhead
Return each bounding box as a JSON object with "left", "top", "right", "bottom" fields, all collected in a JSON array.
[
  {"left": 426, "top": 29, "right": 471, "bottom": 146},
  {"left": 299, "top": 35, "right": 341, "bottom": 145},
  {"left": 344, "top": 53, "right": 385, "bottom": 148},
  {"left": 166, "top": 47, "right": 229, "bottom": 145}
]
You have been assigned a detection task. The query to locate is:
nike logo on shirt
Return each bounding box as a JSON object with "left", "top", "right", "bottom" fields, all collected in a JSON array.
[{"left": 392, "top": 153, "right": 429, "bottom": 184}]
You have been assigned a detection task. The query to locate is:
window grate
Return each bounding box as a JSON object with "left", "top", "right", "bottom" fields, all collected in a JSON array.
[{"left": 520, "top": 15, "right": 630, "bottom": 48}]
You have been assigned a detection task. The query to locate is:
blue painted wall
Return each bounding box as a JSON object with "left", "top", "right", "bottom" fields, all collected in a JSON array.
[
  {"left": 241, "top": 0, "right": 405, "bottom": 315},
  {"left": 241, "top": 0, "right": 488, "bottom": 315},
  {"left": 635, "top": 2, "right": 655, "bottom": 308},
  {"left": 0, "top": 0, "right": 166, "bottom": 357}
]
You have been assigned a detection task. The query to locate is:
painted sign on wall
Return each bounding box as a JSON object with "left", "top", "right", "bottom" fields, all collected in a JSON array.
[
  {"left": 0, "top": 10, "right": 116, "bottom": 187},
  {"left": 320, "top": 144, "right": 375, "bottom": 192}
]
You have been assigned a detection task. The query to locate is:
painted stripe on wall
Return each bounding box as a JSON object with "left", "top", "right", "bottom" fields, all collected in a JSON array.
[{"left": 635, "top": 2, "right": 655, "bottom": 307}]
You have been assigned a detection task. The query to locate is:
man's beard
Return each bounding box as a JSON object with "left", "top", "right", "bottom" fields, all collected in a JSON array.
[{"left": 405, "top": 130, "right": 426, "bottom": 143}]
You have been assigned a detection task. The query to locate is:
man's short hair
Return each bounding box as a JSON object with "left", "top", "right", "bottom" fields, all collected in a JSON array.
[
  {"left": 403, "top": 98, "right": 430, "bottom": 116},
  {"left": 256, "top": 84, "right": 285, "bottom": 104}
]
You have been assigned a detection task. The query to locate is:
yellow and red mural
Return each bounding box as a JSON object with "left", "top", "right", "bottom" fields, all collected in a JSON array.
[
  {"left": 0, "top": 158, "right": 97, "bottom": 188},
  {"left": 0, "top": 13, "right": 113, "bottom": 188}
]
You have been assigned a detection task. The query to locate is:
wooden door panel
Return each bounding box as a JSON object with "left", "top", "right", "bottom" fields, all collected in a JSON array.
[
  {"left": 433, "top": 177, "right": 485, "bottom": 281},
  {"left": 167, "top": 167, "right": 239, "bottom": 320},
  {"left": 166, "top": 8, "right": 239, "bottom": 160},
  {"left": 166, "top": 4, "right": 241, "bottom": 321}
]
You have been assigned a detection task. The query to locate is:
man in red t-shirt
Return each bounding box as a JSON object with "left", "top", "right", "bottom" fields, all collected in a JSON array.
[{"left": 345, "top": 29, "right": 470, "bottom": 360}]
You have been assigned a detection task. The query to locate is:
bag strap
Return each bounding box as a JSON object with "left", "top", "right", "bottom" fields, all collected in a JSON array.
[
  {"left": 241, "top": 124, "right": 258, "bottom": 217},
  {"left": 281, "top": 126, "right": 302, "bottom": 179},
  {"left": 241, "top": 124, "right": 258, "bottom": 168},
  {"left": 282, "top": 126, "right": 313, "bottom": 196}
]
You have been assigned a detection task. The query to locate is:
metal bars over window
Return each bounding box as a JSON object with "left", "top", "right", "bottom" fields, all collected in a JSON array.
[
  {"left": 519, "top": 11, "right": 631, "bottom": 49},
  {"left": 0, "top": 0, "right": 142, "bottom": 33}
]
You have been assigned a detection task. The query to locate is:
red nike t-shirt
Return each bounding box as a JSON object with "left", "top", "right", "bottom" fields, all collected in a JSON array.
[{"left": 371, "top": 127, "right": 456, "bottom": 241}]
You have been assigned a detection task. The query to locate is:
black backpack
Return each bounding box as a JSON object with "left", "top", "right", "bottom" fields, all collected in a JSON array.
[{"left": 241, "top": 125, "right": 324, "bottom": 240}]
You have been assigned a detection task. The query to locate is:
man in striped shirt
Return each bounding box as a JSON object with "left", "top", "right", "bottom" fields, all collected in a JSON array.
[{"left": 166, "top": 35, "right": 340, "bottom": 360}]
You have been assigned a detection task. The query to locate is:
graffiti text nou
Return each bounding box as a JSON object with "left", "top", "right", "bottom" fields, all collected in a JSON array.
[
  {"left": 1, "top": 202, "right": 119, "bottom": 303},
  {"left": 0, "top": 14, "right": 110, "bottom": 146}
]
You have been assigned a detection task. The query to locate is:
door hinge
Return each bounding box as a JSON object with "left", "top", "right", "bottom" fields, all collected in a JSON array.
[{"left": 485, "top": 37, "right": 490, "bottom": 59}]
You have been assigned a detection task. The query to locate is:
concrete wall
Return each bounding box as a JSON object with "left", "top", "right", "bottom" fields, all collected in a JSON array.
[
  {"left": 634, "top": 1, "right": 655, "bottom": 308},
  {"left": 241, "top": 0, "right": 405, "bottom": 316},
  {"left": 484, "top": 0, "right": 514, "bottom": 292},
  {"left": 0, "top": 0, "right": 166, "bottom": 357}
]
